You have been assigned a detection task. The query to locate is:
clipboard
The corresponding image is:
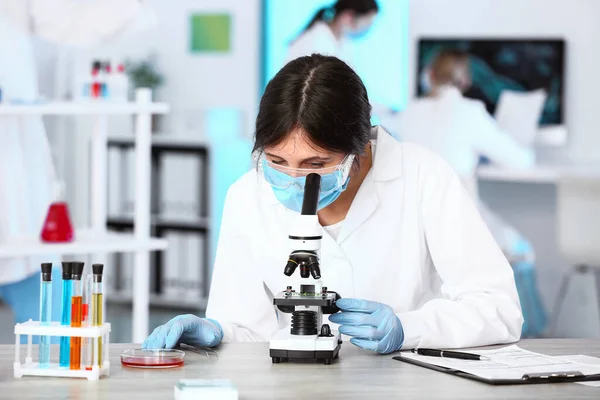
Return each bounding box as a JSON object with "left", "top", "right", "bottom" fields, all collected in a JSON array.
[{"left": 393, "top": 353, "right": 600, "bottom": 385}]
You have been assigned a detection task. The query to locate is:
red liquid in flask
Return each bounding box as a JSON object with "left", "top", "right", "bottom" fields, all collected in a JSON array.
[{"left": 41, "top": 202, "right": 74, "bottom": 243}]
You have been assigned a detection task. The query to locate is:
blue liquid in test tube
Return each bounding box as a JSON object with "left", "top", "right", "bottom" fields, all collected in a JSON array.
[
  {"left": 59, "top": 262, "right": 73, "bottom": 367},
  {"left": 39, "top": 263, "right": 53, "bottom": 368}
]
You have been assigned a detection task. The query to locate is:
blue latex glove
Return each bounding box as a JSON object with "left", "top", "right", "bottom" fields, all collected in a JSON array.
[
  {"left": 329, "top": 298, "right": 404, "bottom": 354},
  {"left": 142, "top": 314, "right": 223, "bottom": 349}
]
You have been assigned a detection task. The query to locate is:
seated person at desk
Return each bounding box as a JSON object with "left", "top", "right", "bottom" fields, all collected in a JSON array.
[
  {"left": 396, "top": 49, "right": 547, "bottom": 337},
  {"left": 144, "top": 54, "right": 523, "bottom": 354}
]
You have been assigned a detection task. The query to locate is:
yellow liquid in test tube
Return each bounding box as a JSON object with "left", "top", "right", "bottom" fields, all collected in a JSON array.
[{"left": 92, "top": 292, "right": 103, "bottom": 366}]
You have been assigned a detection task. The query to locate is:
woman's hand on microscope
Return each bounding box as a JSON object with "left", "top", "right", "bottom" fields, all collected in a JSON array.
[
  {"left": 142, "top": 314, "right": 223, "bottom": 349},
  {"left": 329, "top": 299, "right": 404, "bottom": 354}
]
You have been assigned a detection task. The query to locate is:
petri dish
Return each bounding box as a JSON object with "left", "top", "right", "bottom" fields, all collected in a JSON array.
[{"left": 121, "top": 349, "right": 185, "bottom": 369}]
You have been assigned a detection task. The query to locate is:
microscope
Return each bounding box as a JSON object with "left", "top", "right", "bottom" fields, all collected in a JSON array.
[{"left": 269, "top": 173, "right": 342, "bottom": 365}]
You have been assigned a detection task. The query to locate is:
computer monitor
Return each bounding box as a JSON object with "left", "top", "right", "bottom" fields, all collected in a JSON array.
[{"left": 416, "top": 38, "right": 566, "bottom": 125}]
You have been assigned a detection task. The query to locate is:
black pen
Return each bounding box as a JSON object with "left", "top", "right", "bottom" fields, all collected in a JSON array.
[{"left": 412, "top": 348, "right": 489, "bottom": 361}]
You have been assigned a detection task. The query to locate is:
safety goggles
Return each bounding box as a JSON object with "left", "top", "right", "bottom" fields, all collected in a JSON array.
[{"left": 256, "top": 153, "right": 355, "bottom": 190}]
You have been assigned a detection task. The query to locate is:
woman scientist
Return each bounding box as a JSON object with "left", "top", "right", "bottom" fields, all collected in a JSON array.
[
  {"left": 397, "top": 49, "right": 546, "bottom": 337},
  {"left": 0, "top": 0, "right": 143, "bottom": 326},
  {"left": 143, "top": 54, "right": 523, "bottom": 354}
]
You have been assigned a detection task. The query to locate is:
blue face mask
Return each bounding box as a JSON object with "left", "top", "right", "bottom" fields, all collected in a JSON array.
[
  {"left": 261, "top": 158, "right": 353, "bottom": 213},
  {"left": 347, "top": 28, "right": 371, "bottom": 40},
  {"left": 346, "top": 15, "right": 375, "bottom": 40}
]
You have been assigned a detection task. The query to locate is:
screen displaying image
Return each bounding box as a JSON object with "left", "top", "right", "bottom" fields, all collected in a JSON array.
[{"left": 417, "top": 39, "right": 566, "bottom": 125}]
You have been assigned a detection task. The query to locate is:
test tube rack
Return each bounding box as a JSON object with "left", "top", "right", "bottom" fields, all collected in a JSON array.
[{"left": 13, "top": 320, "right": 111, "bottom": 381}]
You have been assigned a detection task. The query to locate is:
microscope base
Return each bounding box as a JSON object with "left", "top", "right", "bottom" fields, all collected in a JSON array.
[
  {"left": 269, "top": 330, "right": 342, "bottom": 365},
  {"left": 269, "top": 346, "right": 341, "bottom": 365}
]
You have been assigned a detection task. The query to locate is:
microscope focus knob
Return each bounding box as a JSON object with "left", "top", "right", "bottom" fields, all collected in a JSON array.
[{"left": 320, "top": 324, "right": 333, "bottom": 337}]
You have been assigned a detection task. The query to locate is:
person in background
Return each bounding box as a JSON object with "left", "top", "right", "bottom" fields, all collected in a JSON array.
[
  {"left": 143, "top": 54, "right": 522, "bottom": 354},
  {"left": 287, "top": 0, "right": 395, "bottom": 122},
  {"left": 287, "top": 0, "right": 379, "bottom": 63},
  {"left": 397, "top": 49, "right": 547, "bottom": 338},
  {"left": 0, "top": 0, "right": 143, "bottom": 327}
]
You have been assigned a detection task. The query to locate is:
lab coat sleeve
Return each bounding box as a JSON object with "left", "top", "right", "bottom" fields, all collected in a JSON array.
[
  {"left": 472, "top": 103, "right": 535, "bottom": 168},
  {"left": 30, "top": 0, "right": 141, "bottom": 45},
  {"left": 205, "top": 183, "right": 280, "bottom": 343},
  {"left": 397, "top": 150, "right": 523, "bottom": 349}
]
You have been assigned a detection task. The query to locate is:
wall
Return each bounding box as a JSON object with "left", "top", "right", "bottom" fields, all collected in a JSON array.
[{"left": 409, "top": 0, "right": 600, "bottom": 337}]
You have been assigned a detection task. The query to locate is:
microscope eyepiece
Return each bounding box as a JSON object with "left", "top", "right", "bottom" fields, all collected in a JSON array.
[{"left": 301, "top": 173, "right": 321, "bottom": 216}]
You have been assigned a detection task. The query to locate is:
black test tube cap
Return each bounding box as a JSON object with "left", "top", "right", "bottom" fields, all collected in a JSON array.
[
  {"left": 92, "top": 264, "right": 104, "bottom": 275},
  {"left": 72, "top": 262, "right": 84, "bottom": 280},
  {"left": 61, "top": 262, "right": 73, "bottom": 280},
  {"left": 92, "top": 263, "right": 104, "bottom": 282},
  {"left": 41, "top": 263, "right": 52, "bottom": 282}
]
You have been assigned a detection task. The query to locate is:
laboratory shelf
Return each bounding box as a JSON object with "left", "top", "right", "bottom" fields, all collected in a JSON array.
[
  {"left": 477, "top": 166, "right": 559, "bottom": 184},
  {"left": 107, "top": 214, "right": 210, "bottom": 232},
  {"left": 107, "top": 292, "right": 209, "bottom": 311},
  {"left": 107, "top": 135, "right": 211, "bottom": 304},
  {"left": 0, "top": 230, "right": 167, "bottom": 258},
  {"left": 0, "top": 89, "right": 169, "bottom": 343},
  {"left": 477, "top": 164, "right": 600, "bottom": 184},
  {"left": 0, "top": 101, "right": 169, "bottom": 116},
  {"left": 108, "top": 134, "right": 209, "bottom": 149}
]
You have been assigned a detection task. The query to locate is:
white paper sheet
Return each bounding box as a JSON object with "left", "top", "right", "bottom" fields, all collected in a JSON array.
[
  {"left": 494, "top": 89, "right": 547, "bottom": 147},
  {"left": 400, "top": 345, "right": 600, "bottom": 381},
  {"left": 555, "top": 355, "right": 600, "bottom": 387}
]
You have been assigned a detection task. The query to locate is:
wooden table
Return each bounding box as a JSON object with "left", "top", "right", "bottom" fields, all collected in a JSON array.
[{"left": 1, "top": 340, "right": 599, "bottom": 399}]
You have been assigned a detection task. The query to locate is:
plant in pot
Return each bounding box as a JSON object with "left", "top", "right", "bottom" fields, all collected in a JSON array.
[{"left": 126, "top": 55, "right": 165, "bottom": 133}]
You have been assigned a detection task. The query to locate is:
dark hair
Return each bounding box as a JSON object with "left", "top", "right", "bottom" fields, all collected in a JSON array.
[
  {"left": 301, "top": 0, "right": 379, "bottom": 35},
  {"left": 254, "top": 54, "right": 372, "bottom": 160}
]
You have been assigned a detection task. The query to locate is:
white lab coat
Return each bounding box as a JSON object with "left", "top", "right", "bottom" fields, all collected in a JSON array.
[
  {"left": 397, "top": 87, "right": 536, "bottom": 259},
  {"left": 0, "top": 0, "right": 141, "bottom": 284},
  {"left": 397, "top": 86, "right": 535, "bottom": 196},
  {"left": 287, "top": 21, "right": 352, "bottom": 65},
  {"left": 206, "top": 126, "right": 523, "bottom": 349}
]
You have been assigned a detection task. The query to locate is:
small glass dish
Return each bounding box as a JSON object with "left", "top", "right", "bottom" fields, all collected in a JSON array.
[{"left": 121, "top": 349, "right": 185, "bottom": 369}]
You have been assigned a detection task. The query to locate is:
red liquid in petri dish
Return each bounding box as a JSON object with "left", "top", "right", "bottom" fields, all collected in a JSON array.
[{"left": 121, "top": 357, "right": 184, "bottom": 368}]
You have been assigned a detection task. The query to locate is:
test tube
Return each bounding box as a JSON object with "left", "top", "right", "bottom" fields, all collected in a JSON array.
[
  {"left": 39, "top": 263, "right": 52, "bottom": 368},
  {"left": 83, "top": 274, "right": 92, "bottom": 370},
  {"left": 92, "top": 264, "right": 104, "bottom": 367},
  {"left": 70, "top": 262, "right": 84, "bottom": 370},
  {"left": 59, "top": 262, "right": 72, "bottom": 368}
]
